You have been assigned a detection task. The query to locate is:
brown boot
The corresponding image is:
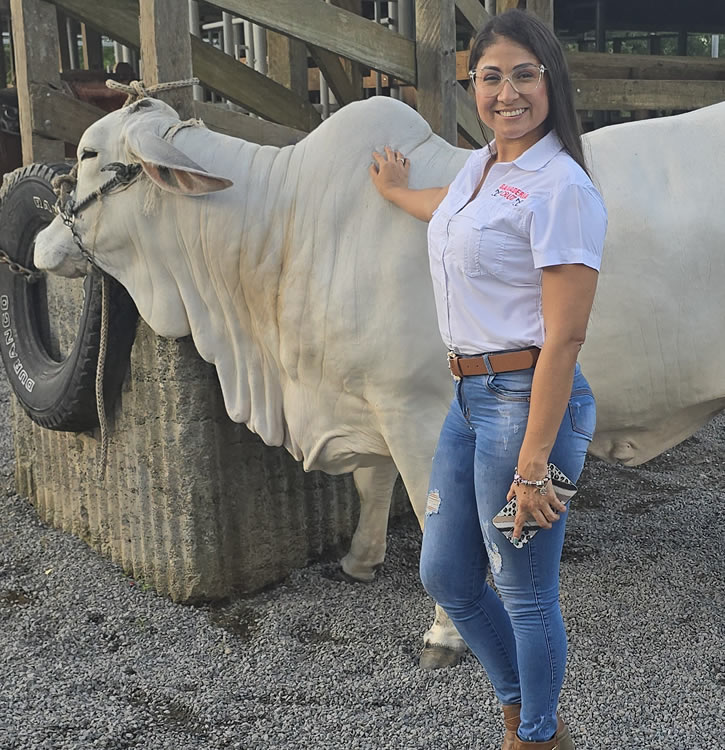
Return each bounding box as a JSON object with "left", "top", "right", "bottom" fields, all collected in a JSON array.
[
  {"left": 511, "top": 717, "right": 574, "bottom": 750},
  {"left": 501, "top": 705, "right": 521, "bottom": 750}
]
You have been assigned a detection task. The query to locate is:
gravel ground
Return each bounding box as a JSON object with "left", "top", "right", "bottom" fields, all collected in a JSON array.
[{"left": 0, "top": 372, "right": 723, "bottom": 750}]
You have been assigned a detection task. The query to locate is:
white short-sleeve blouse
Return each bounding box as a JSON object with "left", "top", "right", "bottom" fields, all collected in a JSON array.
[{"left": 427, "top": 130, "right": 607, "bottom": 355}]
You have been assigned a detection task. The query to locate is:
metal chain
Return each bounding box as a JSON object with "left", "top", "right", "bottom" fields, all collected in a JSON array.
[{"left": 0, "top": 246, "right": 44, "bottom": 283}]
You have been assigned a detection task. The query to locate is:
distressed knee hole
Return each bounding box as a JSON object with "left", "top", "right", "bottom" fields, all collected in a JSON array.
[
  {"left": 486, "top": 540, "right": 503, "bottom": 574},
  {"left": 426, "top": 489, "right": 441, "bottom": 516}
]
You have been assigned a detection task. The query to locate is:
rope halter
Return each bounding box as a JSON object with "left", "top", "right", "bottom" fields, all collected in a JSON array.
[
  {"left": 50, "top": 77, "right": 200, "bottom": 265},
  {"left": 48, "top": 77, "right": 199, "bottom": 478}
]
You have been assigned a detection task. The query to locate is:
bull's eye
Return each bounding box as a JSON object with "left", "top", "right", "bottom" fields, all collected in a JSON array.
[{"left": 80, "top": 149, "right": 98, "bottom": 161}]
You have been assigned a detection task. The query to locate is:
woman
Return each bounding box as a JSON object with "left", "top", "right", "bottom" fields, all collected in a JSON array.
[{"left": 369, "top": 9, "right": 606, "bottom": 750}]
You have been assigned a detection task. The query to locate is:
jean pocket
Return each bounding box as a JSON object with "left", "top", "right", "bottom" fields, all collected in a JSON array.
[
  {"left": 485, "top": 371, "right": 532, "bottom": 402},
  {"left": 568, "top": 391, "right": 596, "bottom": 440}
]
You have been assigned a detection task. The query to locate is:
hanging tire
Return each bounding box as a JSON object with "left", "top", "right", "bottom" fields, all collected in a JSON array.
[{"left": 0, "top": 162, "right": 138, "bottom": 431}]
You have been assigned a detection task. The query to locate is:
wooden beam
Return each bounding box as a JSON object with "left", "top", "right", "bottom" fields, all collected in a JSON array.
[
  {"left": 456, "top": 0, "right": 490, "bottom": 32},
  {"left": 23, "top": 83, "right": 309, "bottom": 151},
  {"left": 452, "top": 49, "right": 725, "bottom": 83},
  {"left": 29, "top": 82, "right": 103, "bottom": 143},
  {"left": 81, "top": 23, "right": 104, "bottom": 70},
  {"left": 573, "top": 79, "right": 725, "bottom": 111},
  {"left": 207, "top": 0, "right": 417, "bottom": 84},
  {"left": 307, "top": 44, "right": 360, "bottom": 106},
  {"left": 456, "top": 82, "right": 488, "bottom": 148},
  {"left": 416, "top": 0, "right": 457, "bottom": 144},
  {"left": 44, "top": 0, "right": 322, "bottom": 132},
  {"left": 48, "top": 0, "right": 140, "bottom": 49},
  {"left": 567, "top": 51, "right": 725, "bottom": 81},
  {"left": 191, "top": 36, "right": 322, "bottom": 131},
  {"left": 192, "top": 101, "right": 306, "bottom": 147},
  {"left": 139, "top": 0, "right": 194, "bottom": 118},
  {"left": 10, "top": 0, "right": 66, "bottom": 164}
]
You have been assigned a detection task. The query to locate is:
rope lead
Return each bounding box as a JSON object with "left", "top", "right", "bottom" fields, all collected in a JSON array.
[{"left": 96, "top": 274, "right": 110, "bottom": 480}]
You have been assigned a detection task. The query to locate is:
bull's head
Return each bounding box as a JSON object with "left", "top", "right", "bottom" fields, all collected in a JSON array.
[{"left": 34, "top": 98, "right": 232, "bottom": 279}]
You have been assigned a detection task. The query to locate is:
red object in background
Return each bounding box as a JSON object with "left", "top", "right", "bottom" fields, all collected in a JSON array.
[
  {"left": 1, "top": 66, "right": 137, "bottom": 177},
  {"left": 61, "top": 69, "right": 133, "bottom": 113}
]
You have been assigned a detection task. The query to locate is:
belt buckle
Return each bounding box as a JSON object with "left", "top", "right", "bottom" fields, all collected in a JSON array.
[{"left": 447, "top": 351, "right": 461, "bottom": 382}]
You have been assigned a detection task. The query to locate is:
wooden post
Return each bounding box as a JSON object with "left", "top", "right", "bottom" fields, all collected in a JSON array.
[
  {"left": 678, "top": 30, "right": 688, "bottom": 57},
  {"left": 267, "top": 32, "right": 308, "bottom": 97},
  {"left": 415, "top": 0, "right": 457, "bottom": 144},
  {"left": 139, "top": 0, "right": 194, "bottom": 118},
  {"left": 526, "top": 0, "right": 553, "bottom": 27},
  {"left": 10, "top": 0, "right": 65, "bottom": 164},
  {"left": 82, "top": 23, "right": 104, "bottom": 70}
]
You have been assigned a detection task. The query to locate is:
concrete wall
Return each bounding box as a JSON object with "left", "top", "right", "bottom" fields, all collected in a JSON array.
[{"left": 12, "top": 320, "right": 408, "bottom": 602}]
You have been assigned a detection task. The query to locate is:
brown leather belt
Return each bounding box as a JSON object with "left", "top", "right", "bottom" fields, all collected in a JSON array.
[{"left": 447, "top": 347, "right": 540, "bottom": 378}]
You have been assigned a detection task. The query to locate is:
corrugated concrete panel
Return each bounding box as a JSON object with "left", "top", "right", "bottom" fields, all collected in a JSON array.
[{"left": 12, "top": 321, "right": 409, "bottom": 602}]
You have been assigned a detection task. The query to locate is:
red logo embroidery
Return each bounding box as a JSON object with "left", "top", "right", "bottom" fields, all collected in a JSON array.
[{"left": 492, "top": 184, "right": 529, "bottom": 206}]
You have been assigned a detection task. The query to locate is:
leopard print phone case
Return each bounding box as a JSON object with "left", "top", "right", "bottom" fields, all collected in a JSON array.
[{"left": 492, "top": 463, "right": 578, "bottom": 549}]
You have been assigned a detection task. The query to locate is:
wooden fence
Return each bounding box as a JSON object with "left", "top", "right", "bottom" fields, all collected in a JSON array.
[{"left": 3, "top": 0, "right": 725, "bottom": 163}]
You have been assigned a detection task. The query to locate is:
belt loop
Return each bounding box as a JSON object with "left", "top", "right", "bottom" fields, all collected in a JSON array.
[{"left": 482, "top": 352, "right": 495, "bottom": 376}]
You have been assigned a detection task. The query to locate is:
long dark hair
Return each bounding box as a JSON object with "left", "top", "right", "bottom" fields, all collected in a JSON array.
[{"left": 468, "top": 9, "right": 589, "bottom": 177}]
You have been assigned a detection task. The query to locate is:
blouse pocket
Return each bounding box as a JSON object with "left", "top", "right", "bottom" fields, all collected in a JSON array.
[{"left": 464, "top": 222, "right": 507, "bottom": 278}]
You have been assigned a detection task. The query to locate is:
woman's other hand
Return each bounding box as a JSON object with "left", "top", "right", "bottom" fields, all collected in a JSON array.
[
  {"left": 369, "top": 146, "right": 410, "bottom": 200},
  {"left": 507, "top": 480, "right": 568, "bottom": 542}
]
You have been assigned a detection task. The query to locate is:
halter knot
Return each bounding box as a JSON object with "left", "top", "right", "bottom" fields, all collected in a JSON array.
[{"left": 105, "top": 77, "right": 199, "bottom": 107}]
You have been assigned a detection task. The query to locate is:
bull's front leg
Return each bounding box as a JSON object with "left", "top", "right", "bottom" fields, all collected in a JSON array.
[
  {"left": 340, "top": 461, "right": 399, "bottom": 581},
  {"left": 390, "top": 445, "right": 468, "bottom": 669}
]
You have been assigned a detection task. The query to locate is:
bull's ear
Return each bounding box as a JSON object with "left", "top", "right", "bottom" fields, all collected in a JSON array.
[{"left": 125, "top": 126, "right": 233, "bottom": 195}]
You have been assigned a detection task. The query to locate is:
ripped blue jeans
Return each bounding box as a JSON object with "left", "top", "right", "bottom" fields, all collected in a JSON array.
[{"left": 419, "top": 362, "right": 595, "bottom": 743}]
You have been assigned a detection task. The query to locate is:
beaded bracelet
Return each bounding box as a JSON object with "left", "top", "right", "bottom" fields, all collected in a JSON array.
[{"left": 513, "top": 468, "right": 551, "bottom": 495}]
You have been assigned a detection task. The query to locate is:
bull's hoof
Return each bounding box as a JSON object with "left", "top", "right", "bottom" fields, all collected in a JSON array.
[
  {"left": 320, "top": 565, "right": 373, "bottom": 584},
  {"left": 419, "top": 644, "right": 464, "bottom": 669},
  {"left": 337, "top": 568, "right": 372, "bottom": 584}
]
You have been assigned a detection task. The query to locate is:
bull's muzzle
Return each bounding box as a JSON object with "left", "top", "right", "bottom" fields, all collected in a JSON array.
[{"left": 34, "top": 222, "right": 89, "bottom": 278}]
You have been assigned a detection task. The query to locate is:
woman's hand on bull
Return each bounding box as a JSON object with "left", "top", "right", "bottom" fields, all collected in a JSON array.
[
  {"left": 369, "top": 146, "right": 410, "bottom": 199},
  {"left": 507, "top": 480, "right": 568, "bottom": 542}
]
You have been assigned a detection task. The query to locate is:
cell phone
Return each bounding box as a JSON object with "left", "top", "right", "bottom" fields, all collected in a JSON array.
[{"left": 492, "top": 463, "right": 577, "bottom": 549}]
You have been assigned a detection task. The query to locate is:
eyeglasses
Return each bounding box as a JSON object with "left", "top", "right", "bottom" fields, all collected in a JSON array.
[{"left": 468, "top": 64, "right": 547, "bottom": 96}]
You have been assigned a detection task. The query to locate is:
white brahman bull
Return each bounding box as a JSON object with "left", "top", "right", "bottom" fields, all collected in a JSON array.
[{"left": 34, "top": 96, "right": 725, "bottom": 668}]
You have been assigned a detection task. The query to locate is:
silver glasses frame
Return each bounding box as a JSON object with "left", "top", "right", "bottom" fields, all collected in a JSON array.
[{"left": 468, "top": 64, "right": 547, "bottom": 96}]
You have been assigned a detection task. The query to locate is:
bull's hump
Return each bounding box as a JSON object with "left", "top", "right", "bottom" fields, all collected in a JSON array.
[{"left": 313, "top": 97, "right": 433, "bottom": 148}]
